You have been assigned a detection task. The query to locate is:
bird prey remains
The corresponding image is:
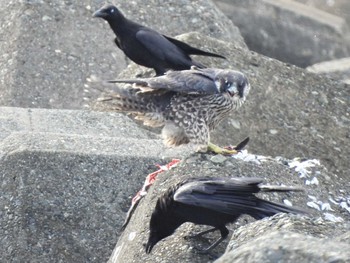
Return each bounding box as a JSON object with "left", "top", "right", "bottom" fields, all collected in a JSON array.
[
  {"left": 145, "top": 177, "right": 306, "bottom": 253},
  {"left": 93, "top": 5, "right": 225, "bottom": 76},
  {"left": 100, "top": 67, "right": 250, "bottom": 155}
]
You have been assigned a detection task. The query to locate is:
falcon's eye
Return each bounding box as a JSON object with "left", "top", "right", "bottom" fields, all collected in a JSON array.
[
  {"left": 224, "top": 80, "right": 231, "bottom": 89},
  {"left": 238, "top": 79, "right": 248, "bottom": 91}
]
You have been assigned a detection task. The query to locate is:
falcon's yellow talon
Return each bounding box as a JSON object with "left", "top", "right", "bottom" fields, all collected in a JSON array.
[{"left": 207, "top": 142, "right": 238, "bottom": 155}]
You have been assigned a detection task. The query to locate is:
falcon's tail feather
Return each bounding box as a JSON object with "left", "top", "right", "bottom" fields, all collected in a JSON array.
[
  {"left": 95, "top": 84, "right": 175, "bottom": 115},
  {"left": 95, "top": 87, "right": 168, "bottom": 127},
  {"left": 107, "top": 79, "right": 148, "bottom": 85},
  {"left": 96, "top": 86, "right": 158, "bottom": 113}
]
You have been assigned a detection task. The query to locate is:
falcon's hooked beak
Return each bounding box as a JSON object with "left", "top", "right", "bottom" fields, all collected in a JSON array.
[
  {"left": 227, "top": 84, "right": 238, "bottom": 97},
  {"left": 230, "top": 77, "right": 250, "bottom": 99},
  {"left": 215, "top": 79, "right": 236, "bottom": 96}
]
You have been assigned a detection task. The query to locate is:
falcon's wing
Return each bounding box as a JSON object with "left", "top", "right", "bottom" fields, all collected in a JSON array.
[{"left": 107, "top": 68, "right": 220, "bottom": 95}]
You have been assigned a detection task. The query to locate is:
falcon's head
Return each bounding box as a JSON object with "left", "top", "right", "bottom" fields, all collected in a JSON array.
[{"left": 214, "top": 70, "right": 250, "bottom": 103}]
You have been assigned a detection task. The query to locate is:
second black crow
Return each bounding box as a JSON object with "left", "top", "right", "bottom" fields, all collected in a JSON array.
[
  {"left": 145, "top": 177, "right": 307, "bottom": 253},
  {"left": 93, "top": 5, "right": 226, "bottom": 76}
]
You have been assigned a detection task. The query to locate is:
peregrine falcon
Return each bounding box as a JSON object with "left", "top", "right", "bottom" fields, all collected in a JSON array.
[{"left": 98, "top": 67, "right": 250, "bottom": 154}]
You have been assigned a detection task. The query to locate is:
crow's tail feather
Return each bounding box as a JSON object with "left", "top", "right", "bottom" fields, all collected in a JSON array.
[
  {"left": 164, "top": 35, "right": 226, "bottom": 59},
  {"left": 251, "top": 198, "right": 308, "bottom": 220},
  {"left": 259, "top": 185, "right": 305, "bottom": 193},
  {"left": 249, "top": 184, "right": 307, "bottom": 219}
]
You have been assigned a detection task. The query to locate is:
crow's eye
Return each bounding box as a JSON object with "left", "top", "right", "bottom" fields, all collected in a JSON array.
[{"left": 110, "top": 8, "right": 115, "bottom": 13}]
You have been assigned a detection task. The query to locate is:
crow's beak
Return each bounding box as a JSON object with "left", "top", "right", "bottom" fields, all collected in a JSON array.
[
  {"left": 145, "top": 241, "right": 154, "bottom": 254},
  {"left": 93, "top": 10, "right": 105, "bottom": 18},
  {"left": 145, "top": 235, "right": 159, "bottom": 254}
]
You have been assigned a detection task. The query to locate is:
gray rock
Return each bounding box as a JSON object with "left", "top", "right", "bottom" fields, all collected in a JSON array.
[
  {"left": 0, "top": 107, "right": 190, "bottom": 263},
  {"left": 216, "top": 215, "right": 350, "bottom": 263},
  {"left": 111, "top": 0, "right": 246, "bottom": 45},
  {"left": 0, "top": 1, "right": 125, "bottom": 109},
  {"left": 307, "top": 57, "right": 350, "bottom": 84},
  {"left": 0, "top": 0, "right": 245, "bottom": 109},
  {"left": 0, "top": 107, "right": 157, "bottom": 141},
  {"left": 0, "top": 0, "right": 349, "bottom": 262},
  {"left": 102, "top": 32, "right": 350, "bottom": 189},
  {"left": 100, "top": 32, "right": 350, "bottom": 261},
  {"left": 210, "top": 154, "right": 228, "bottom": 164},
  {"left": 213, "top": 0, "right": 350, "bottom": 67},
  {"left": 293, "top": 0, "right": 350, "bottom": 25},
  {"left": 108, "top": 151, "right": 349, "bottom": 263}
]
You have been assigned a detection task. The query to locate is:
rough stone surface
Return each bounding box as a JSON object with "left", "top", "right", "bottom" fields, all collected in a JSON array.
[
  {"left": 0, "top": 0, "right": 245, "bottom": 109},
  {"left": 109, "top": 153, "right": 350, "bottom": 263},
  {"left": 100, "top": 32, "right": 350, "bottom": 185},
  {"left": 294, "top": 0, "right": 350, "bottom": 25},
  {"left": 1, "top": 149, "right": 155, "bottom": 263},
  {"left": 0, "top": 0, "right": 350, "bottom": 262},
  {"left": 106, "top": 0, "right": 246, "bottom": 46},
  {"left": 217, "top": 215, "right": 350, "bottom": 263},
  {"left": 213, "top": 0, "right": 350, "bottom": 67},
  {"left": 0, "top": 1, "right": 125, "bottom": 109},
  {"left": 0, "top": 107, "right": 190, "bottom": 263},
  {"left": 0, "top": 107, "right": 158, "bottom": 141},
  {"left": 307, "top": 57, "right": 350, "bottom": 84}
]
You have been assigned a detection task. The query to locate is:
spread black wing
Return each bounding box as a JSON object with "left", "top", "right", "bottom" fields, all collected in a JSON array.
[
  {"left": 174, "top": 177, "right": 305, "bottom": 218},
  {"left": 136, "top": 29, "right": 193, "bottom": 68}
]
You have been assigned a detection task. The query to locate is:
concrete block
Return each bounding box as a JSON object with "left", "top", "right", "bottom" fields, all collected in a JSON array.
[
  {"left": 0, "top": 107, "right": 187, "bottom": 262},
  {"left": 307, "top": 57, "right": 350, "bottom": 84},
  {"left": 0, "top": 0, "right": 245, "bottom": 109},
  {"left": 214, "top": 0, "right": 350, "bottom": 67}
]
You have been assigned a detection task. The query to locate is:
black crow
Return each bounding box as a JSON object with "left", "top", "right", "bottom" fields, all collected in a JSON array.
[
  {"left": 145, "top": 177, "right": 306, "bottom": 253},
  {"left": 93, "top": 5, "right": 226, "bottom": 76}
]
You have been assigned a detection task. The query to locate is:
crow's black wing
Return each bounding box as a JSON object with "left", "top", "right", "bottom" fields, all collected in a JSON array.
[
  {"left": 176, "top": 177, "right": 262, "bottom": 197},
  {"left": 173, "top": 177, "right": 304, "bottom": 217},
  {"left": 135, "top": 29, "right": 192, "bottom": 67},
  {"left": 163, "top": 35, "right": 226, "bottom": 59},
  {"left": 174, "top": 177, "right": 262, "bottom": 214},
  {"left": 108, "top": 68, "right": 221, "bottom": 95}
]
